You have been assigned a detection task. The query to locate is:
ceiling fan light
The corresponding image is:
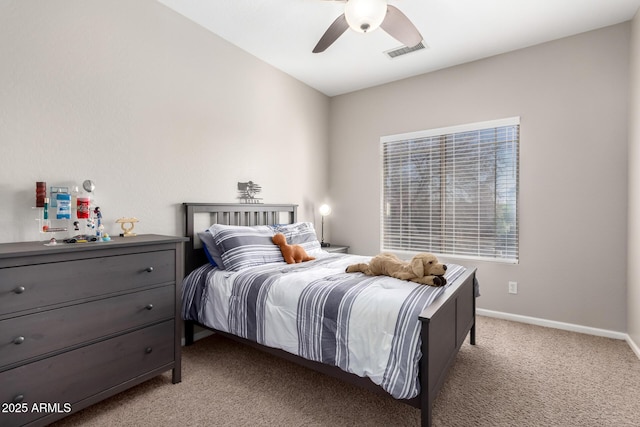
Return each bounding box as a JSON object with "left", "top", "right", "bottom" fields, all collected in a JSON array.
[{"left": 345, "top": 0, "right": 387, "bottom": 33}]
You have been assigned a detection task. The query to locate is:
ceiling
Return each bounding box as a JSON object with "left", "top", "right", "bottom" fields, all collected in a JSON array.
[{"left": 157, "top": 0, "right": 640, "bottom": 97}]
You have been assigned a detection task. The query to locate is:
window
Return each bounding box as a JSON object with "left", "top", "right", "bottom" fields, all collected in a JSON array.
[{"left": 381, "top": 118, "right": 519, "bottom": 263}]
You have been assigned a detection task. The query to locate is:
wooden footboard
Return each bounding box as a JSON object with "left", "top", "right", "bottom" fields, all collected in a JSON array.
[{"left": 419, "top": 268, "right": 476, "bottom": 426}]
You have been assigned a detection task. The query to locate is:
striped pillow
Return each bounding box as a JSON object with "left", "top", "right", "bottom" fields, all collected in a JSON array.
[
  {"left": 209, "top": 224, "right": 284, "bottom": 271},
  {"left": 270, "top": 222, "right": 322, "bottom": 256},
  {"left": 198, "top": 230, "right": 224, "bottom": 268}
]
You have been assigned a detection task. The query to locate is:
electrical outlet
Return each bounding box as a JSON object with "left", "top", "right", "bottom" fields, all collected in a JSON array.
[{"left": 508, "top": 281, "right": 518, "bottom": 294}]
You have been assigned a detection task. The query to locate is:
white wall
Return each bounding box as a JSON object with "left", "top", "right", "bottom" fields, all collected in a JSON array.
[
  {"left": 628, "top": 10, "right": 640, "bottom": 350},
  {"left": 0, "top": 0, "right": 330, "bottom": 244},
  {"left": 329, "top": 24, "right": 630, "bottom": 332}
]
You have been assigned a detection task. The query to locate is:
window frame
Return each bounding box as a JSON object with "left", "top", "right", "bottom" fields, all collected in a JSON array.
[{"left": 380, "top": 117, "right": 520, "bottom": 264}]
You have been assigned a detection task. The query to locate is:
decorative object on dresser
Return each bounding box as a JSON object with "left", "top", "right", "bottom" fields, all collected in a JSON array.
[
  {"left": 116, "top": 217, "right": 139, "bottom": 237},
  {"left": 35, "top": 182, "right": 46, "bottom": 208},
  {"left": 0, "top": 234, "right": 187, "bottom": 427},
  {"left": 182, "top": 203, "right": 477, "bottom": 427}
]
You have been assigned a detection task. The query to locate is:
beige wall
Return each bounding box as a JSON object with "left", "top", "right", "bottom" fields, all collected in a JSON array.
[
  {"left": 628, "top": 10, "right": 640, "bottom": 350},
  {"left": 0, "top": 0, "right": 330, "bottom": 243},
  {"left": 329, "top": 24, "right": 630, "bottom": 332}
]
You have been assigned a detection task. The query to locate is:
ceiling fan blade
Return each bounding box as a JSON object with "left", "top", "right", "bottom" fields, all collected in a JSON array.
[
  {"left": 313, "top": 13, "right": 349, "bottom": 53},
  {"left": 380, "top": 5, "right": 423, "bottom": 47}
]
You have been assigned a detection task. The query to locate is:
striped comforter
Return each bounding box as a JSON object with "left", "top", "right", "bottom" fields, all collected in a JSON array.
[{"left": 182, "top": 253, "right": 466, "bottom": 399}]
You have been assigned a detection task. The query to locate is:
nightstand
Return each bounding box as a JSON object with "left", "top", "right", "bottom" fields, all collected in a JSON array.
[{"left": 322, "top": 245, "right": 349, "bottom": 254}]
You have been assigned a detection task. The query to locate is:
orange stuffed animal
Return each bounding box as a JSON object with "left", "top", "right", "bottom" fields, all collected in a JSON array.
[{"left": 272, "top": 233, "right": 315, "bottom": 264}]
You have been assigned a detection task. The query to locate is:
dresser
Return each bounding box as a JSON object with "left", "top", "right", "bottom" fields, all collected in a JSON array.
[{"left": 0, "top": 234, "right": 187, "bottom": 427}]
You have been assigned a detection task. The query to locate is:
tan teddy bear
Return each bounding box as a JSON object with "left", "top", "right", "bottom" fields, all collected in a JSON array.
[
  {"left": 272, "top": 233, "right": 316, "bottom": 264},
  {"left": 346, "top": 252, "right": 447, "bottom": 286}
]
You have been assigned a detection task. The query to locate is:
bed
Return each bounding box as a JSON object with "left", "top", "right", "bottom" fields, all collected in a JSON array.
[{"left": 181, "top": 202, "right": 477, "bottom": 427}]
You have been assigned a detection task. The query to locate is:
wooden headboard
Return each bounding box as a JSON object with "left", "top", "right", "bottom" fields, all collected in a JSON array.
[{"left": 183, "top": 203, "right": 298, "bottom": 274}]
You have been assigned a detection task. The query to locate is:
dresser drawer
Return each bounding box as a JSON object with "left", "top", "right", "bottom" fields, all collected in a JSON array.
[
  {"left": 0, "top": 250, "right": 174, "bottom": 316},
  {"left": 0, "top": 285, "right": 175, "bottom": 370},
  {"left": 0, "top": 320, "right": 174, "bottom": 427}
]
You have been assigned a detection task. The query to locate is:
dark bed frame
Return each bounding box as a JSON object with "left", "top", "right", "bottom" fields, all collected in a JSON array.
[{"left": 182, "top": 202, "right": 476, "bottom": 427}]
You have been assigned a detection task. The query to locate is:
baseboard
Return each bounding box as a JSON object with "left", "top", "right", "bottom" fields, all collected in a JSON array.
[
  {"left": 627, "top": 335, "right": 640, "bottom": 359},
  {"left": 477, "top": 308, "right": 628, "bottom": 340}
]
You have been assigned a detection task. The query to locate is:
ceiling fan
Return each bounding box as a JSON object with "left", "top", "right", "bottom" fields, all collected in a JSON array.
[{"left": 313, "top": 0, "right": 423, "bottom": 53}]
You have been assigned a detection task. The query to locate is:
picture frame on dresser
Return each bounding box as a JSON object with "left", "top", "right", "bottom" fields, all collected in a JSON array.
[{"left": 0, "top": 234, "right": 187, "bottom": 427}]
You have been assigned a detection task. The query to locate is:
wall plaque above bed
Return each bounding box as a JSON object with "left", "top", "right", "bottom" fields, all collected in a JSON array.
[{"left": 237, "top": 181, "right": 263, "bottom": 204}]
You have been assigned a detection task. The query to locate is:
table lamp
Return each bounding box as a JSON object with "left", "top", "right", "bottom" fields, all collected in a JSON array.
[{"left": 319, "top": 204, "right": 332, "bottom": 247}]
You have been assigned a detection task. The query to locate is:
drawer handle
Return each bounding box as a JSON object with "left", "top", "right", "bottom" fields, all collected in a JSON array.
[
  {"left": 13, "top": 336, "right": 25, "bottom": 345},
  {"left": 13, "top": 394, "right": 25, "bottom": 403},
  {"left": 145, "top": 347, "right": 153, "bottom": 354},
  {"left": 145, "top": 304, "right": 154, "bottom": 310},
  {"left": 13, "top": 286, "right": 26, "bottom": 294},
  {"left": 145, "top": 267, "right": 154, "bottom": 273}
]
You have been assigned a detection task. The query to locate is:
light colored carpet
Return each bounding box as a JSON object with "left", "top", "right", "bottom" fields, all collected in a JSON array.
[{"left": 51, "top": 316, "right": 640, "bottom": 427}]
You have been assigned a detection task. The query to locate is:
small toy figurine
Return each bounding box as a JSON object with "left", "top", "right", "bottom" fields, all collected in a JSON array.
[
  {"left": 49, "top": 237, "right": 57, "bottom": 245},
  {"left": 94, "top": 207, "right": 102, "bottom": 239},
  {"left": 73, "top": 221, "right": 80, "bottom": 231}
]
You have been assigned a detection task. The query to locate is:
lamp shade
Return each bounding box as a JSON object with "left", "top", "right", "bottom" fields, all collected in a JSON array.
[
  {"left": 319, "top": 204, "right": 332, "bottom": 216},
  {"left": 344, "top": 0, "right": 387, "bottom": 33}
]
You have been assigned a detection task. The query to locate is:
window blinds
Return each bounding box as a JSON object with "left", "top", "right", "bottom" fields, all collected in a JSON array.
[{"left": 381, "top": 118, "right": 519, "bottom": 263}]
